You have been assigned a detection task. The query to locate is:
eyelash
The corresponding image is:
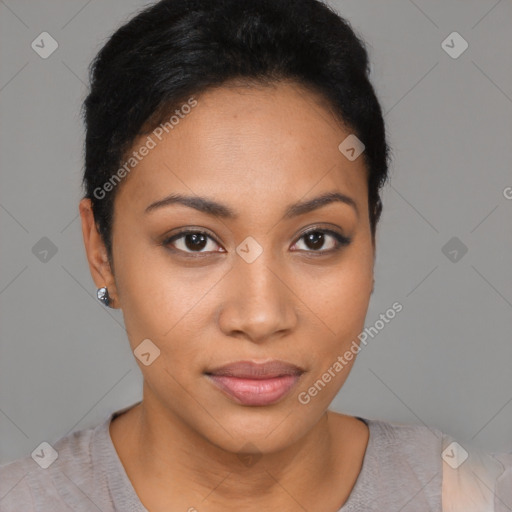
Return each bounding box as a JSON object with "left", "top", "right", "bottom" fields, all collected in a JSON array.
[{"left": 162, "top": 227, "right": 351, "bottom": 257}]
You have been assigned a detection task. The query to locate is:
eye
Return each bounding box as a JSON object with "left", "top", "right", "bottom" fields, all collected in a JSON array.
[
  {"left": 163, "top": 230, "right": 224, "bottom": 254},
  {"left": 162, "top": 227, "right": 351, "bottom": 256},
  {"left": 291, "top": 228, "right": 351, "bottom": 253}
]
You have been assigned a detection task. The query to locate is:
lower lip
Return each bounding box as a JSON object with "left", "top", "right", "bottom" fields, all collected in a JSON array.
[{"left": 206, "top": 374, "right": 302, "bottom": 406}]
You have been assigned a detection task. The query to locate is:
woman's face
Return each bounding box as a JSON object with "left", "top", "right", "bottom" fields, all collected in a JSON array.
[{"left": 84, "top": 81, "right": 375, "bottom": 453}]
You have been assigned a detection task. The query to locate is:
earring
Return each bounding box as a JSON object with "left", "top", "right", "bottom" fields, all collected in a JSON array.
[{"left": 97, "top": 286, "right": 113, "bottom": 308}]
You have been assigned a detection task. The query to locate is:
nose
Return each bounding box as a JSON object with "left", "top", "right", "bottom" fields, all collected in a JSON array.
[{"left": 216, "top": 252, "right": 298, "bottom": 344}]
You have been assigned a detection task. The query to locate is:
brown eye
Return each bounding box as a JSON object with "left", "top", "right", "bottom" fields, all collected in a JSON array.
[
  {"left": 303, "top": 231, "right": 327, "bottom": 250},
  {"left": 182, "top": 232, "right": 208, "bottom": 251},
  {"left": 163, "top": 230, "right": 223, "bottom": 254},
  {"left": 291, "top": 229, "right": 351, "bottom": 253}
]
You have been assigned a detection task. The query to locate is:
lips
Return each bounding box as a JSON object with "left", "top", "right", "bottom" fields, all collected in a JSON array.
[
  {"left": 207, "top": 360, "right": 304, "bottom": 379},
  {"left": 205, "top": 360, "right": 305, "bottom": 406}
]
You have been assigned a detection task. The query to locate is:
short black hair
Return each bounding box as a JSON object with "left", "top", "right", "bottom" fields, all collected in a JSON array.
[{"left": 82, "top": 0, "right": 391, "bottom": 264}]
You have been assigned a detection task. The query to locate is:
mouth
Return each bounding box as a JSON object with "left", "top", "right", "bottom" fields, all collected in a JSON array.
[{"left": 205, "top": 360, "right": 305, "bottom": 406}]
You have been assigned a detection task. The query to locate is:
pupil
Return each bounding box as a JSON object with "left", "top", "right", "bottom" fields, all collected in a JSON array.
[
  {"left": 185, "top": 233, "right": 207, "bottom": 251},
  {"left": 306, "top": 231, "right": 324, "bottom": 250}
]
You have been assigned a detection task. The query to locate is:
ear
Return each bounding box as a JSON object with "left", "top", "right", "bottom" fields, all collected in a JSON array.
[
  {"left": 370, "top": 233, "right": 376, "bottom": 295},
  {"left": 79, "top": 198, "right": 120, "bottom": 309}
]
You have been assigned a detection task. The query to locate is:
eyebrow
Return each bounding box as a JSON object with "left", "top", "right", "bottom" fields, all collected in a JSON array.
[{"left": 144, "top": 191, "right": 358, "bottom": 219}]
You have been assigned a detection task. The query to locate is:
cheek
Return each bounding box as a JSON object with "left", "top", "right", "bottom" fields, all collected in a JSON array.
[
  {"left": 307, "top": 252, "right": 373, "bottom": 345},
  {"left": 114, "top": 239, "right": 218, "bottom": 354},
  {"left": 295, "top": 252, "right": 373, "bottom": 407}
]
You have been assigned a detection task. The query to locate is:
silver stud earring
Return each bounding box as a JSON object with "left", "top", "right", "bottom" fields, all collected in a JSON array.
[{"left": 97, "top": 287, "right": 113, "bottom": 308}]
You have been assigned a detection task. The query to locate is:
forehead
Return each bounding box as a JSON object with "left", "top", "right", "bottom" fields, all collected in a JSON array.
[{"left": 115, "top": 81, "right": 368, "bottom": 215}]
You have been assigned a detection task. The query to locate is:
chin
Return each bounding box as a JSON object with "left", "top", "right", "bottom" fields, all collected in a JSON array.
[{"left": 195, "top": 403, "right": 319, "bottom": 455}]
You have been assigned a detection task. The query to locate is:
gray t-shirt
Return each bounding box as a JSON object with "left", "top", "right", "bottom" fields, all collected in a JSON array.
[{"left": 1, "top": 402, "right": 511, "bottom": 511}]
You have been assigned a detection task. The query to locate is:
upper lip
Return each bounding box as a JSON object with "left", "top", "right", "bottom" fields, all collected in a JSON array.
[{"left": 206, "top": 360, "right": 305, "bottom": 379}]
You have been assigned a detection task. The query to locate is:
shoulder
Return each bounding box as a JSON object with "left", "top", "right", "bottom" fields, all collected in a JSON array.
[
  {"left": 334, "top": 416, "right": 444, "bottom": 511},
  {"left": 365, "top": 416, "right": 444, "bottom": 467},
  {"left": 439, "top": 432, "right": 512, "bottom": 512},
  {"left": 493, "top": 452, "right": 512, "bottom": 511},
  {"left": 367, "top": 417, "right": 444, "bottom": 487},
  {"left": 0, "top": 418, "right": 108, "bottom": 512},
  {"left": 361, "top": 417, "right": 512, "bottom": 511},
  {"left": 0, "top": 455, "right": 38, "bottom": 511}
]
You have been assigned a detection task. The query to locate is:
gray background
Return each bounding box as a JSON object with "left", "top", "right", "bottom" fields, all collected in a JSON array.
[{"left": 1, "top": 0, "right": 511, "bottom": 464}]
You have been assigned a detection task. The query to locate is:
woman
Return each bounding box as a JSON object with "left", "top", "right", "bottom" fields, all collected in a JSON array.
[{"left": 1, "top": 0, "right": 510, "bottom": 510}]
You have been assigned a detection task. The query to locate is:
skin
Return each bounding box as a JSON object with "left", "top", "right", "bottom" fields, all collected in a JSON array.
[{"left": 79, "top": 80, "right": 376, "bottom": 512}]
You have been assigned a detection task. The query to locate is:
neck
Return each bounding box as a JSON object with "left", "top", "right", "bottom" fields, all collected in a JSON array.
[{"left": 110, "top": 391, "right": 367, "bottom": 510}]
